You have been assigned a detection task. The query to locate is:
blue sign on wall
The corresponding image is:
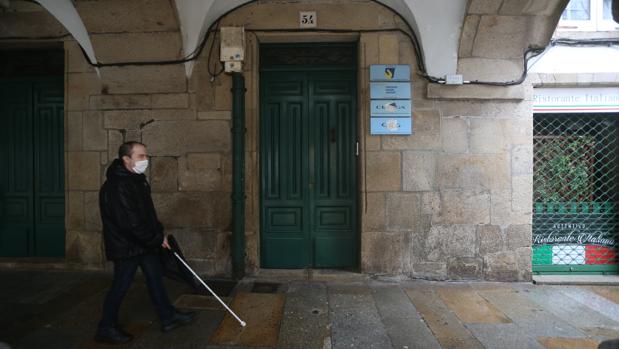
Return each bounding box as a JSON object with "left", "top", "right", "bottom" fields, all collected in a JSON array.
[
  {"left": 370, "top": 118, "right": 413, "bottom": 135},
  {"left": 370, "top": 65, "right": 411, "bottom": 81},
  {"left": 371, "top": 100, "right": 412, "bottom": 116},
  {"left": 369, "top": 64, "right": 413, "bottom": 135},
  {"left": 370, "top": 82, "right": 411, "bottom": 99}
]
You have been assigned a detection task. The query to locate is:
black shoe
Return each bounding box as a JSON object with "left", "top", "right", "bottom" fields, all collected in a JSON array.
[
  {"left": 94, "top": 326, "right": 133, "bottom": 344},
  {"left": 161, "top": 310, "right": 197, "bottom": 333}
]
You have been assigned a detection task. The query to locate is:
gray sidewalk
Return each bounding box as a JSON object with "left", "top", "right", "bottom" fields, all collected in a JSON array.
[{"left": 1, "top": 269, "right": 618, "bottom": 349}]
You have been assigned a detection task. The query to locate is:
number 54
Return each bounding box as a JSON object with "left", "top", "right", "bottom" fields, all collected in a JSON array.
[{"left": 299, "top": 11, "right": 317, "bottom": 27}]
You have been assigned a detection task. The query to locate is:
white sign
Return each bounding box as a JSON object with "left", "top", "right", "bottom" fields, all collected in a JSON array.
[
  {"left": 299, "top": 11, "right": 317, "bottom": 28},
  {"left": 370, "top": 82, "right": 411, "bottom": 99},
  {"left": 371, "top": 100, "right": 412, "bottom": 116},
  {"left": 533, "top": 87, "right": 619, "bottom": 113}
]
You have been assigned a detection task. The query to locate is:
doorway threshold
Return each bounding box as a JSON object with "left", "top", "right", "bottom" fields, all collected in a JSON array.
[
  {"left": 249, "top": 269, "right": 369, "bottom": 283},
  {"left": 533, "top": 275, "right": 619, "bottom": 285}
]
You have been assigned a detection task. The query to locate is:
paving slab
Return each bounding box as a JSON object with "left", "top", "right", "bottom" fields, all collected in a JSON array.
[
  {"left": 524, "top": 286, "right": 619, "bottom": 330},
  {"left": 74, "top": 278, "right": 194, "bottom": 348},
  {"left": 437, "top": 287, "right": 511, "bottom": 324},
  {"left": 478, "top": 287, "right": 587, "bottom": 339},
  {"left": 404, "top": 287, "right": 484, "bottom": 349},
  {"left": 328, "top": 284, "right": 392, "bottom": 349},
  {"left": 277, "top": 282, "right": 330, "bottom": 349},
  {"left": 14, "top": 325, "right": 85, "bottom": 349},
  {"left": 209, "top": 292, "right": 284, "bottom": 347},
  {"left": 3, "top": 274, "right": 110, "bottom": 347},
  {"left": 537, "top": 337, "right": 600, "bottom": 349},
  {"left": 15, "top": 281, "right": 126, "bottom": 348},
  {"left": 585, "top": 286, "right": 619, "bottom": 304},
  {"left": 580, "top": 326, "right": 619, "bottom": 342},
  {"left": 132, "top": 309, "right": 224, "bottom": 349},
  {"left": 372, "top": 285, "right": 419, "bottom": 321},
  {"left": 372, "top": 285, "right": 440, "bottom": 349},
  {"left": 558, "top": 287, "right": 619, "bottom": 323},
  {"left": 466, "top": 323, "right": 545, "bottom": 349}
]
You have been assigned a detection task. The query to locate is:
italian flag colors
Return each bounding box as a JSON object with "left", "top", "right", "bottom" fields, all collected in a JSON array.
[{"left": 533, "top": 245, "right": 617, "bottom": 265}]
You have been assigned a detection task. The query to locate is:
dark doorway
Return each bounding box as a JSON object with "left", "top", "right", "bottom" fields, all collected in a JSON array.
[{"left": 0, "top": 49, "right": 65, "bottom": 257}]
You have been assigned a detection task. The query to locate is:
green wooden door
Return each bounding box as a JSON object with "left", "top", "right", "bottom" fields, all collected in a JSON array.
[
  {"left": 0, "top": 78, "right": 65, "bottom": 257},
  {"left": 260, "top": 70, "right": 357, "bottom": 268}
]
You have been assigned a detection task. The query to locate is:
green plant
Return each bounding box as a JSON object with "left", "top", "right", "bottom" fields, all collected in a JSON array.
[{"left": 534, "top": 135, "right": 594, "bottom": 203}]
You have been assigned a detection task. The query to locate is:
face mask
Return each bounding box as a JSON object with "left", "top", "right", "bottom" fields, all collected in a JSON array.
[{"left": 132, "top": 159, "right": 149, "bottom": 174}]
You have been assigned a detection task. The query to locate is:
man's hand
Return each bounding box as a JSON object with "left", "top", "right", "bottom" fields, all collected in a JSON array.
[{"left": 162, "top": 236, "right": 171, "bottom": 250}]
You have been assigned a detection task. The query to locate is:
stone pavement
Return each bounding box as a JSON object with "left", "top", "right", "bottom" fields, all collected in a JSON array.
[{"left": 1, "top": 269, "right": 619, "bottom": 349}]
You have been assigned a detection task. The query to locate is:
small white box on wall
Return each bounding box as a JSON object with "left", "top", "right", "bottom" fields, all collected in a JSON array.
[{"left": 220, "top": 27, "right": 245, "bottom": 62}]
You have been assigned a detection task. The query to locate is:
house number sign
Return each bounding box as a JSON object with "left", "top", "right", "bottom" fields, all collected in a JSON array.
[{"left": 299, "top": 11, "right": 317, "bottom": 28}]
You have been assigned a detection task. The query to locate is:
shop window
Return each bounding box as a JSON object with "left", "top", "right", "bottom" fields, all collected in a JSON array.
[{"left": 533, "top": 114, "right": 619, "bottom": 274}]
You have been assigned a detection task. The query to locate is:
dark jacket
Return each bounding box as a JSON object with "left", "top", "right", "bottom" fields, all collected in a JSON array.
[{"left": 100, "top": 159, "right": 164, "bottom": 260}]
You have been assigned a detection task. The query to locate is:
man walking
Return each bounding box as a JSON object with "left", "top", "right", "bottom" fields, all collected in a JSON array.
[{"left": 95, "top": 142, "right": 196, "bottom": 344}]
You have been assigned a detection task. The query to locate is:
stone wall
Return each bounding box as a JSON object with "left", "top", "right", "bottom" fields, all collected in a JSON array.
[
  {"left": 220, "top": 1, "right": 436, "bottom": 275},
  {"left": 0, "top": 0, "right": 569, "bottom": 280},
  {"left": 1, "top": 0, "right": 232, "bottom": 274},
  {"left": 217, "top": 1, "right": 538, "bottom": 281},
  {"left": 68, "top": 0, "right": 232, "bottom": 274},
  {"left": 357, "top": 33, "right": 534, "bottom": 281}
]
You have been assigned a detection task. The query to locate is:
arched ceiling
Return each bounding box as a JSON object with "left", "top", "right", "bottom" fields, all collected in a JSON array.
[
  {"left": 30, "top": 0, "right": 571, "bottom": 80},
  {"left": 30, "top": 0, "right": 467, "bottom": 78},
  {"left": 173, "top": 0, "right": 467, "bottom": 77}
]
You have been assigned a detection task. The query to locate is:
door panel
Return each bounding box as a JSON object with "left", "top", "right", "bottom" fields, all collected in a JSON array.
[
  {"left": 260, "top": 69, "right": 357, "bottom": 268},
  {"left": 33, "top": 82, "right": 65, "bottom": 257},
  {"left": 309, "top": 72, "right": 357, "bottom": 268},
  {"left": 261, "top": 72, "right": 310, "bottom": 268},
  {"left": 0, "top": 79, "right": 64, "bottom": 258},
  {"left": 0, "top": 82, "right": 34, "bottom": 257}
]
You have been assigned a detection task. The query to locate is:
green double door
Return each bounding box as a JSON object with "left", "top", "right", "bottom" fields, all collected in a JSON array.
[
  {"left": 260, "top": 69, "right": 358, "bottom": 268},
  {"left": 0, "top": 78, "right": 65, "bottom": 257}
]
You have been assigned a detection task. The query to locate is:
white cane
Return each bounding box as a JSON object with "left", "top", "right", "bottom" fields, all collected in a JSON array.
[{"left": 173, "top": 252, "right": 247, "bottom": 327}]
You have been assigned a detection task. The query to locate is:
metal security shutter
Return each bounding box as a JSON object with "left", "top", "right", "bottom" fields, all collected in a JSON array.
[{"left": 533, "top": 113, "right": 619, "bottom": 274}]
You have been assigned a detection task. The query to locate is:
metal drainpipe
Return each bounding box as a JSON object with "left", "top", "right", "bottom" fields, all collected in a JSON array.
[{"left": 231, "top": 72, "right": 246, "bottom": 279}]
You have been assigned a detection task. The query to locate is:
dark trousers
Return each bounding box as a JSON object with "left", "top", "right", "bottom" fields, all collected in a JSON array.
[{"left": 98, "top": 253, "right": 175, "bottom": 329}]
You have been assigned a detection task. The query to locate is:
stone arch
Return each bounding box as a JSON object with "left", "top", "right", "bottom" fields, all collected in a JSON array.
[{"left": 457, "top": 0, "right": 569, "bottom": 81}]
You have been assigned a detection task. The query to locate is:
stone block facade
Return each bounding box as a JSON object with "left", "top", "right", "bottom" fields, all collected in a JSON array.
[{"left": 0, "top": 0, "right": 567, "bottom": 281}]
